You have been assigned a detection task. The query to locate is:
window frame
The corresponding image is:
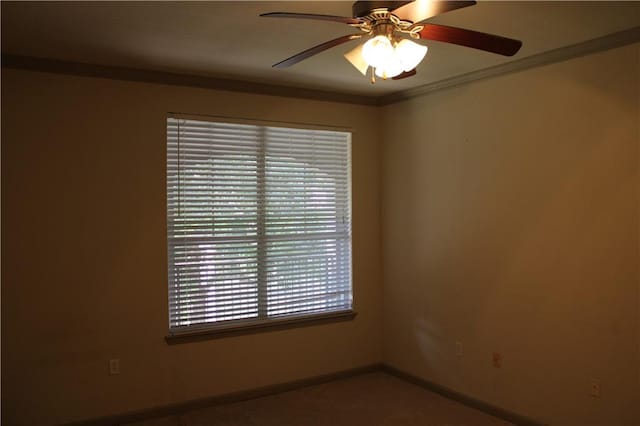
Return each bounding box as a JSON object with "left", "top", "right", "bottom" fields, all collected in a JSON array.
[{"left": 165, "top": 114, "right": 355, "bottom": 342}]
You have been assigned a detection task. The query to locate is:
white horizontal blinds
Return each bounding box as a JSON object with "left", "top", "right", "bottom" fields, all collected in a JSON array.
[
  {"left": 168, "top": 118, "right": 260, "bottom": 329},
  {"left": 167, "top": 116, "right": 352, "bottom": 332},
  {"left": 264, "top": 128, "right": 352, "bottom": 317}
]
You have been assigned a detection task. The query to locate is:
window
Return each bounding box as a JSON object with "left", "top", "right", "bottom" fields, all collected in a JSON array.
[{"left": 167, "top": 116, "right": 352, "bottom": 335}]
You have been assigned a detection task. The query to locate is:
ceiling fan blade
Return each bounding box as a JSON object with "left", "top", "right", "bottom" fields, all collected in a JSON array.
[
  {"left": 419, "top": 24, "right": 522, "bottom": 56},
  {"left": 273, "top": 34, "right": 364, "bottom": 68},
  {"left": 344, "top": 44, "right": 368, "bottom": 75},
  {"left": 260, "top": 12, "right": 363, "bottom": 25},
  {"left": 392, "top": 69, "right": 417, "bottom": 80},
  {"left": 391, "top": 0, "right": 476, "bottom": 24}
]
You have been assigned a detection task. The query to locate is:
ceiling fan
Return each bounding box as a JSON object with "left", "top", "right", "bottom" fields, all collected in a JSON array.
[{"left": 261, "top": 0, "right": 522, "bottom": 83}]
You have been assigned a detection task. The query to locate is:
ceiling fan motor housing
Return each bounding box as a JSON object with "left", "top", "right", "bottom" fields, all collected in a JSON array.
[{"left": 352, "top": 1, "right": 410, "bottom": 18}]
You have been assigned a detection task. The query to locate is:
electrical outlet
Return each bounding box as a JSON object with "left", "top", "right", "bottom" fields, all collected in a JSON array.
[
  {"left": 109, "top": 359, "right": 120, "bottom": 375},
  {"left": 492, "top": 352, "right": 502, "bottom": 368},
  {"left": 455, "top": 341, "right": 463, "bottom": 357},
  {"left": 589, "top": 378, "right": 601, "bottom": 398}
]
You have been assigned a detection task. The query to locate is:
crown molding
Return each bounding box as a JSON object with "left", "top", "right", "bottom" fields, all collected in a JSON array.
[
  {"left": 379, "top": 26, "right": 640, "bottom": 105},
  {"left": 2, "top": 26, "right": 639, "bottom": 107},
  {"left": 0, "top": 54, "right": 380, "bottom": 106}
]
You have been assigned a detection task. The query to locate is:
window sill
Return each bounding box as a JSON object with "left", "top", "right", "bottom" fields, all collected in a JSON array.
[{"left": 165, "top": 310, "right": 357, "bottom": 345}]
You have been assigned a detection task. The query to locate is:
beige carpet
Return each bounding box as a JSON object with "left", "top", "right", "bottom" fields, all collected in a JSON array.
[{"left": 127, "top": 372, "right": 512, "bottom": 426}]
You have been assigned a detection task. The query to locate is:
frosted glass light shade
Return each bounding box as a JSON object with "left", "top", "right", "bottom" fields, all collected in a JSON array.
[
  {"left": 395, "top": 39, "right": 428, "bottom": 72},
  {"left": 374, "top": 56, "right": 403, "bottom": 79},
  {"left": 362, "top": 35, "right": 394, "bottom": 69},
  {"left": 344, "top": 44, "right": 369, "bottom": 75}
]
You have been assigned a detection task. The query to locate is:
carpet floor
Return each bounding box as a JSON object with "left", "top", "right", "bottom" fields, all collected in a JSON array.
[{"left": 127, "top": 372, "right": 512, "bottom": 426}]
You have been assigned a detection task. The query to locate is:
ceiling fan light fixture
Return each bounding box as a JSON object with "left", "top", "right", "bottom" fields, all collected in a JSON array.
[
  {"left": 356, "top": 35, "right": 428, "bottom": 81},
  {"left": 395, "top": 38, "right": 428, "bottom": 72},
  {"left": 361, "top": 35, "right": 394, "bottom": 69}
]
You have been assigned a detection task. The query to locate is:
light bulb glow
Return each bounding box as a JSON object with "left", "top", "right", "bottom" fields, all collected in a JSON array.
[
  {"left": 354, "top": 36, "right": 428, "bottom": 81},
  {"left": 395, "top": 39, "right": 428, "bottom": 72},
  {"left": 374, "top": 53, "right": 403, "bottom": 79},
  {"left": 362, "top": 35, "right": 393, "bottom": 69}
]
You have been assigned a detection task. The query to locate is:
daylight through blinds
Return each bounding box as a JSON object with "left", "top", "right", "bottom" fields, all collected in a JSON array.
[{"left": 167, "top": 117, "right": 352, "bottom": 332}]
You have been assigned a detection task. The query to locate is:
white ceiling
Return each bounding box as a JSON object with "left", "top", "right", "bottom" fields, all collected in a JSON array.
[{"left": 2, "top": 1, "right": 639, "bottom": 97}]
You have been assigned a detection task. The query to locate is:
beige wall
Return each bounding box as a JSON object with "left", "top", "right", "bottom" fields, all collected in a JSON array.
[
  {"left": 381, "top": 43, "right": 640, "bottom": 425},
  {"left": 0, "top": 70, "right": 383, "bottom": 425}
]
